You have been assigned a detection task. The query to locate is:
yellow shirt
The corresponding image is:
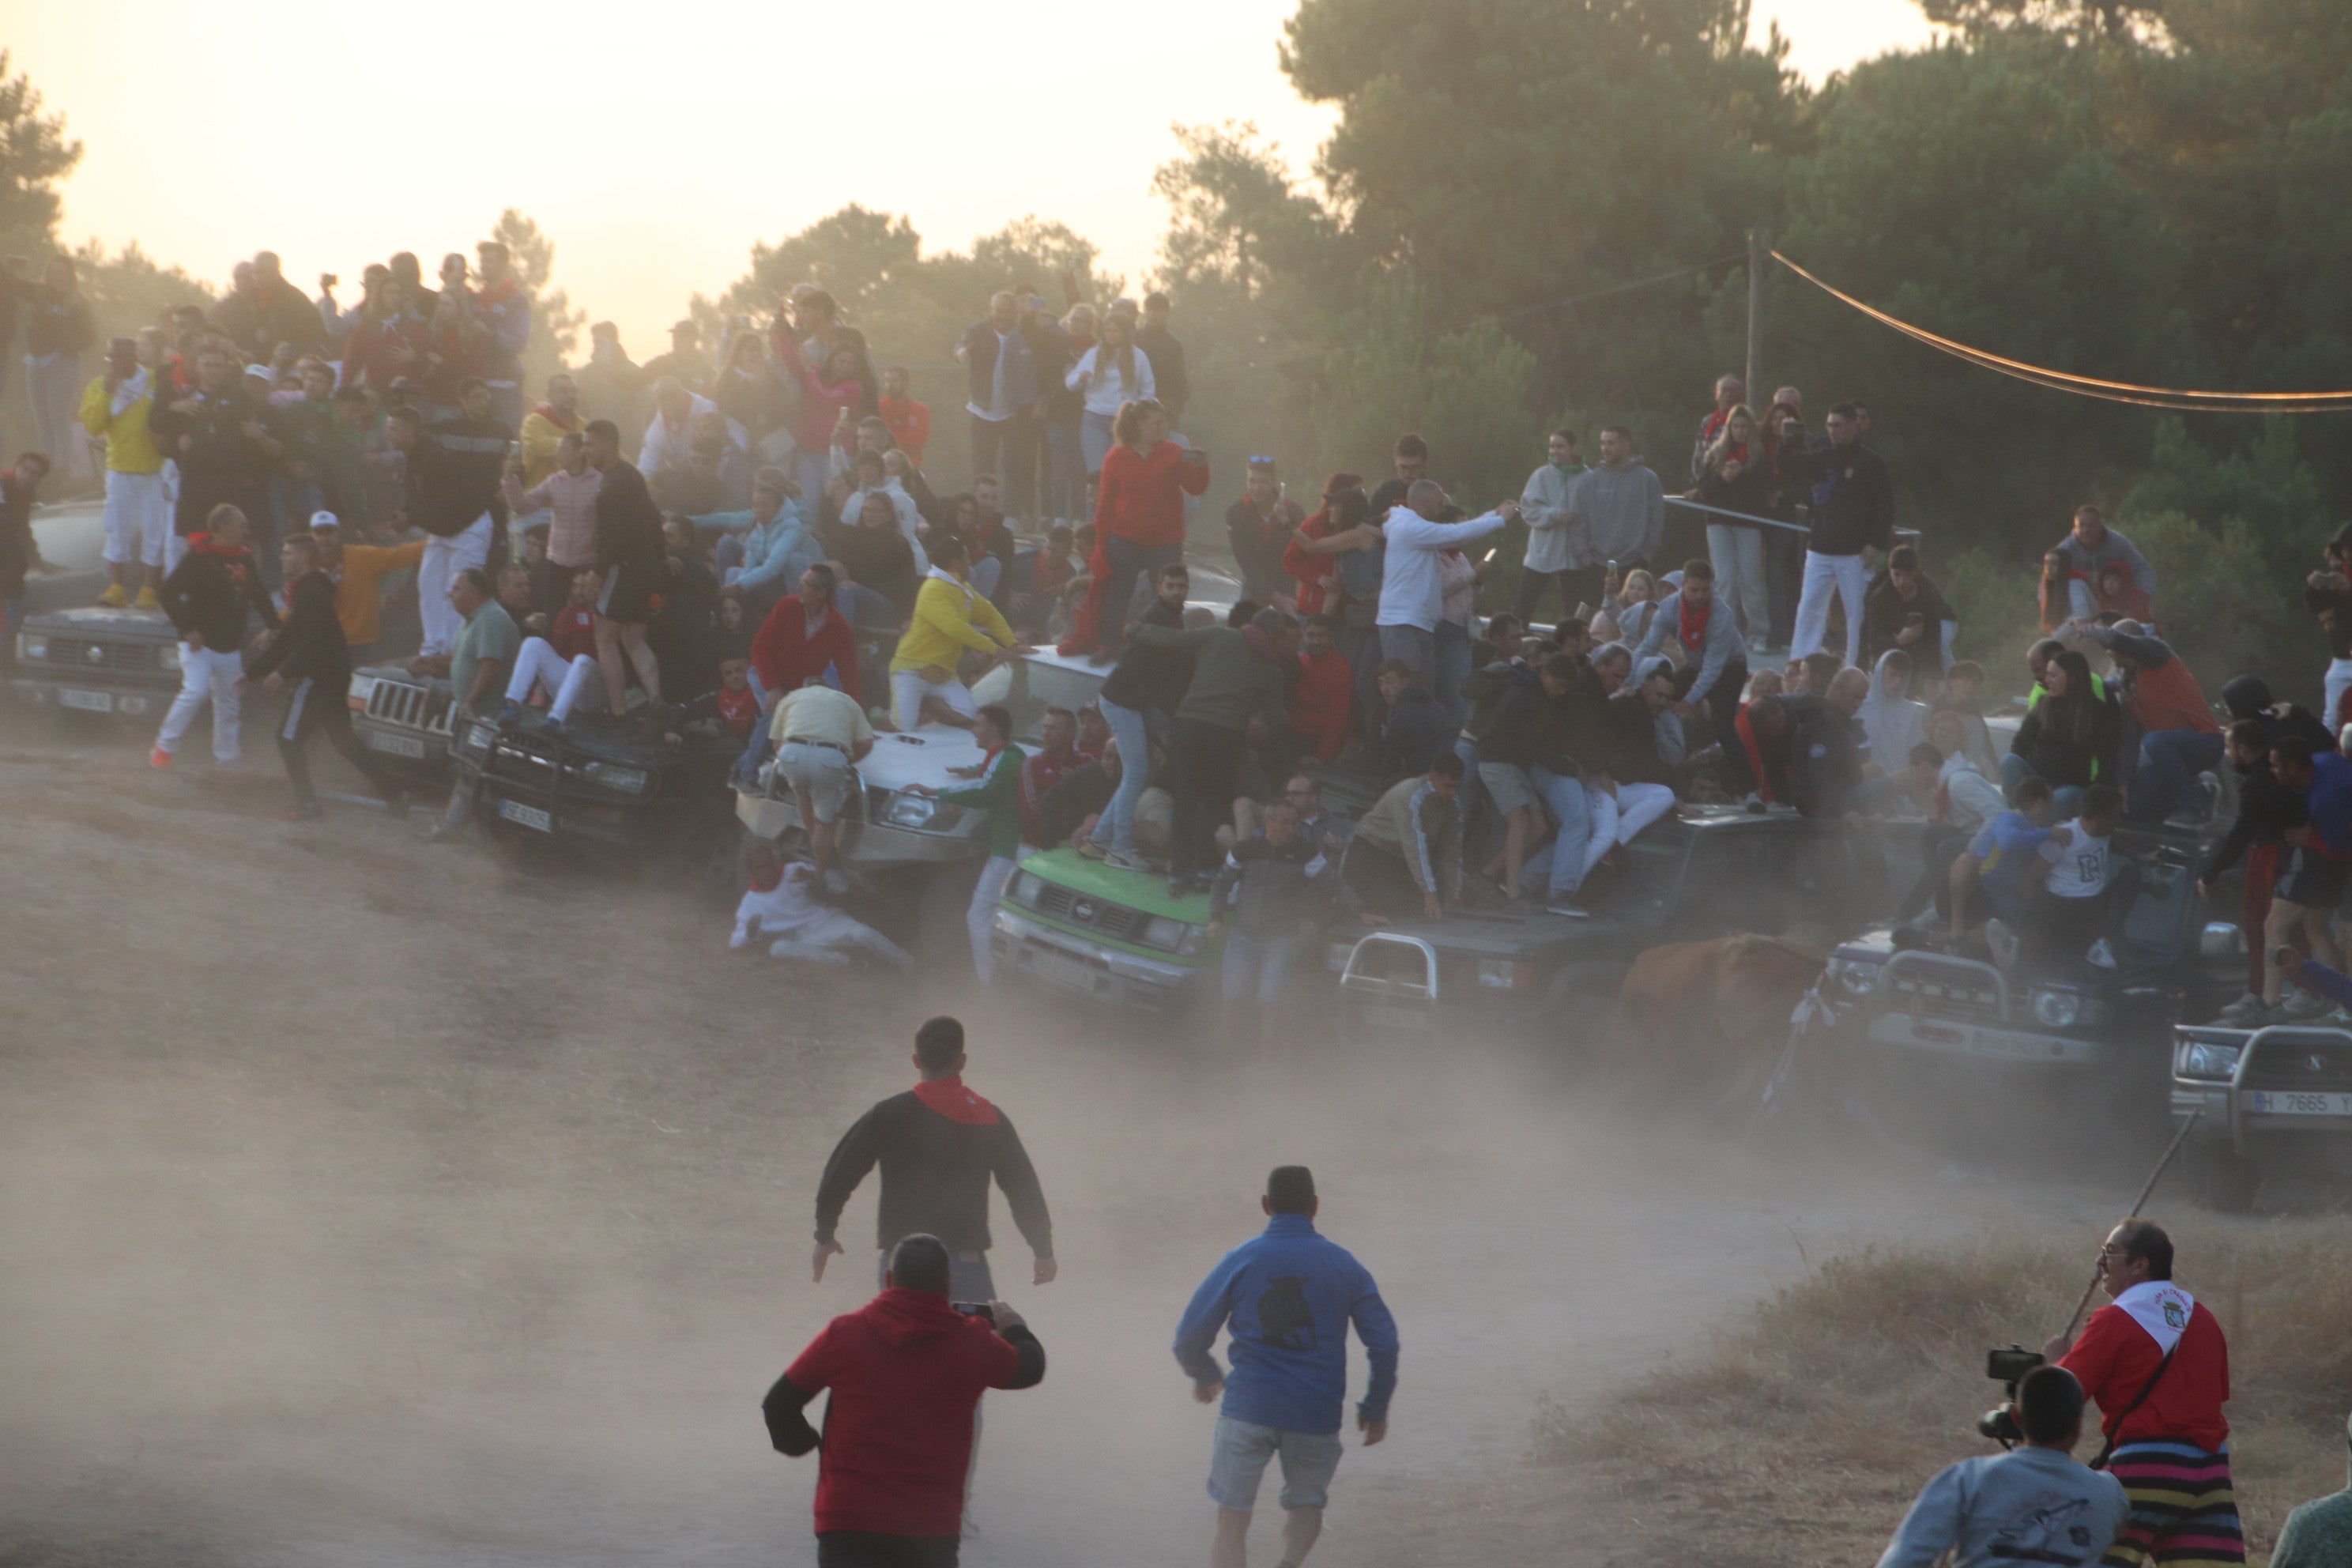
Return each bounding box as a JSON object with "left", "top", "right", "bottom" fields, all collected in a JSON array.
[
  {"left": 891, "top": 570, "right": 1017, "bottom": 675},
  {"left": 79, "top": 374, "right": 164, "bottom": 474},
  {"left": 518, "top": 408, "right": 582, "bottom": 488},
  {"left": 769, "top": 684, "right": 876, "bottom": 749},
  {"left": 333, "top": 540, "right": 428, "bottom": 647}
]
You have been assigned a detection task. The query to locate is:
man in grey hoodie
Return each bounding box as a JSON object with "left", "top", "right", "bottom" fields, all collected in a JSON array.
[
  {"left": 1566, "top": 426, "right": 1665, "bottom": 588},
  {"left": 1874, "top": 1365, "right": 2127, "bottom": 1568}
]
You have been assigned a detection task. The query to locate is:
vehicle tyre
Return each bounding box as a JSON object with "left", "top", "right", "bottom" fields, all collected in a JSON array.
[{"left": 2180, "top": 1138, "right": 2262, "bottom": 1212}]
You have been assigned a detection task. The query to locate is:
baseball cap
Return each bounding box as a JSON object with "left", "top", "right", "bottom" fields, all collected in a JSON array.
[
  {"left": 243, "top": 364, "right": 273, "bottom": 381},
  {"left": 308, "top": 510, "right": 341, "bottom": 531}
]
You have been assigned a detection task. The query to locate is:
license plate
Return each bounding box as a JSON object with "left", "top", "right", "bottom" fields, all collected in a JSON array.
[
  {"left": 2247, "top": 1089, "right": 2352, "bottom": 1116},
  {"left": 1025, "top": 949, "right": 1100, "bottom": 993},
  {"left": 56, "top": 688, "right": 113, "bottom": 712},
  {"left": 1365, "top": 1001, "right": 1434, "bottom": 1030},
  {"left": 367, "top": 731, "right": 428, "bottom": 759},
  {"left": 497, "top": 800, "right": 554, "bottom": 833}
]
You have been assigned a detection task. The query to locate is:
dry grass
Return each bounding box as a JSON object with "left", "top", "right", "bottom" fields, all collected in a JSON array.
[{"left": 1546, "top": 1223, "right": 2352, "bottom": 1566}]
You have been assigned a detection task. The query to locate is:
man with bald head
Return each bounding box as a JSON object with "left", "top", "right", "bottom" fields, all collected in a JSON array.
[
  {"left": 959, "top": 289, "right": 1040, "bottom": 520},
  {"left": 1373, "top": 479, "right": 1519, "bottom": 683}
]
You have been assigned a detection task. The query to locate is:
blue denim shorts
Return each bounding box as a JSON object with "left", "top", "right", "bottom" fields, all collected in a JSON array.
[{"left": 1207, "top": 1415, "right": 1344, "bottom": 1511}]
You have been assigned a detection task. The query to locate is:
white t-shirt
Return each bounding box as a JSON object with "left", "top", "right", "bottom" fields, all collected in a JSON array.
[{"left": 2039, "top": 818, "right": 2111, "bottom": 899}]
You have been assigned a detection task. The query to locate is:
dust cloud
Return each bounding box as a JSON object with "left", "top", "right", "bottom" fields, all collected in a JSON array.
[{"left": 0, "top": 736, "right": 2132, "bottom": 1567}]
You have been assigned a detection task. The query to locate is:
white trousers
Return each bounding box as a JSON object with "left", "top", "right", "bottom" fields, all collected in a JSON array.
[
  {"left": 417, "top": 513, "right": 493, "bottom": 656},
  {"left": 505, "top": 637, "right": 605, "bottom": 722},
  {"left": 967, "top": 849, "right": 1034, "bottom": 985},
  {"left": 1792, "top": 549, "right": 1869, "bottom": 665},
  {"left": 893, "top": 667, "right": 978, "bottom": 730},
  {"left": 102, "top": 469, "right": 172, "bottom": 568},
  {"left": 767, "top": 911, "right": 913, "bottom": 967},
  {"left": 2326, "top": 657, "right": 2352, "bottom": 736},
  {"left": 1705, "top": 523, "right": 1769, "bottom": 645},
  {"left": 156, "top": 645, "right": 246, "bottom": 761},
  {"left": 1577, "top": 782, "right": 1678, "bottom": 883}
]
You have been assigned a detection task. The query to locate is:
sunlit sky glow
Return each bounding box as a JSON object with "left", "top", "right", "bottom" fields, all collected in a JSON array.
[{"left": 15, "top": 0, "right": 1935, "bottom": 349}]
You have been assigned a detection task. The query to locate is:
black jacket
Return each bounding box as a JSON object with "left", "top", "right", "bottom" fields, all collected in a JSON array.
[
  {"left": 1134, "top": 323, "right": 1189, "bottom": 417},
  {"left": 159, "top": 540, "right": 280, "bottom": 653},
  {"left": 248, "top": 570, "right": 350, "bottom": 688},
  {"left": 1381, "top": 682, "right": 1454, "bottom": 782},
  {"left": 150, "top": 383, "right": 272, "bottom": 532},
  {"left": 814, "top": 1087, "right": 1053, "bottom": 1258},
  {"left": 1777, "top": 437, "right": 1894, "bottom": 557},
  {"left": 399, "top": 437, "right": 497, "bottom": 538},
  {"left": 1211, "top": 831, "right": 1351, "bottom": 936},
  {"left": 594, "top": 459, "right": 667, "bottom": 576},
  {"left": 1600, "top": 691, "right": 1674, "bottom": 786},
  {"left": 1462, "top": 658, "right": 1537, "bottom": 741},
  {"left": 1783, "top": 694, "right": 1865, "bottom": 818},
  {"left": 1483, "top": 682, "right": 1591, "bottom": 777},
  {"left": 1860, "top": 571, "right": 1954, "bottom": 680},
  {"left": 1099, "top": 600, "right": 1191, "bottom": 714},
  {"left": 2011, "top": 690, "right": 2122, "bottom": 791},
  {"left": 2203, "top": 760, "right": 2308, "bottom": 883}
]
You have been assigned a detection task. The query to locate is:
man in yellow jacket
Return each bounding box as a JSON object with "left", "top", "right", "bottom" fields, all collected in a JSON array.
[
  {"left": 888, "top": 535, "right": 1030, "bottom": 729},
  {"left": 79, "top": 336, "right": 169, "bottom": 608},
  {"left": 307, "top": 511, "right": 425, "bottom": 654}
]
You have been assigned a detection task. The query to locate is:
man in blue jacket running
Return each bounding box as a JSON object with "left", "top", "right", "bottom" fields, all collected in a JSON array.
[{"left": 1174, "top": 1166, "right": 1400, "bottom": 1568}]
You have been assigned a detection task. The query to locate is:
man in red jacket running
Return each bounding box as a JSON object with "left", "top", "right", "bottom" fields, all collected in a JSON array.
[
  {"left": 763, "top": 1232, "right": 1046, "bottom": 1567},
  {"left": 2043, "top": 1220, "right": 2241, "bottom": 1567}
]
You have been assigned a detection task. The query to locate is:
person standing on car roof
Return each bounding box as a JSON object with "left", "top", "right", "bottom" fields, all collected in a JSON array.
[
  {"left": 1085, "top": 560, "right": 1193, "bottom": 870},
  {"left": 812, "top": 1016, "right": 1055, "bottom": 1302},
  {"left": 150, "top": 503, "right": 281, "bottom": 771},
  {"left": 246, "top": 530, "right": 409, "bottom": 820}
]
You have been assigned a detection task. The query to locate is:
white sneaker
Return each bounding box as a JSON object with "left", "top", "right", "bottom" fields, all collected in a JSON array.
[
  {"left": 2215, "top": 992, "right": 2267, "bottom": 1023},
  {"left": 1985, "top": 918, "right": 2019, "bottom": 971},
  {"left": 2086, "top": 937, "right": 2117, "bottom": 970}
]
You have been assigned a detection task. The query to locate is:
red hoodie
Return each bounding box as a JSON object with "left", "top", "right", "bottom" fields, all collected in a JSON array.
[{"left": 782, "top": 1287, "right": 1027, "bottom": 1536}]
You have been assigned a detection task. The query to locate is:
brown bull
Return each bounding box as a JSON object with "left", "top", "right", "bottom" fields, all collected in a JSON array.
[{"left": 1606, "top": 934, "right": 1826, "bottom": 1114}]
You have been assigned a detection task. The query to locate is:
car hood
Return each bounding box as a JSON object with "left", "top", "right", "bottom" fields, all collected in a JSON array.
[
  {"left": 24, "top": 605, "right": 178, "bottom": 640},
  {"left": 1363, "top": 907, "right": 1638, "bottom": 959},
  {"left": 852, "top": 726, "right": 995, "bottom": 793},
  {"left": 1017, "top": 848, "right": 1213, "bottom": 919}
]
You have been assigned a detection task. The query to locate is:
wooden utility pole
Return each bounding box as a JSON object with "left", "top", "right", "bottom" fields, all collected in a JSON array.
[{"left": 1747, "top": 227, "right": 1770, "bottom": 406}]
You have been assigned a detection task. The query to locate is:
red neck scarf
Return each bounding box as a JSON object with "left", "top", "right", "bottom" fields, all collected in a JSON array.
[
  {"left": 1677, "top": 593, "right": 1712, "bottom": 652},
  {"left": 912, "top": 1074, "right": 1000, "bottom": 1125}
]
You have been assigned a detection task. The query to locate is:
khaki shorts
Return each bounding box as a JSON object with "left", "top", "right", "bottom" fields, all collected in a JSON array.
[{"left": 777, "top": 741, "right": 854, "bottom": 824}]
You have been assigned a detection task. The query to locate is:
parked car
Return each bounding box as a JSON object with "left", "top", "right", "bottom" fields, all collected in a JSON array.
[
  {"left": 346, "top": 664, "right": 460, "bottom": 778},
  {"left": 2169, "top": 1020, "right": 2352, "bottom": 1209},
  {"left": 988, "top": 848, "right": 1221, "bottom": 1012},
  {"left": 1802, "top": 822, "right": 2237, "bottom": 1131},
  {"left": 10, "top": 604, "right": 183, "bottom": 718},
  {"left": 454, "top": 707, "right": 742, "bottom": 880}
]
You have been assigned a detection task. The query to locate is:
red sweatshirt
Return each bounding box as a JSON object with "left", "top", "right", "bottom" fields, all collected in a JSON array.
[
  {"left": 551, "top": 602, "right": 597, "bottom": 662},
  {"left": 779, "top": 1288, "right": 1032, "bottom": 1536},
  {"left": 752, "top": 597, "right": 861, "bottom": 703},
  {"left": 1292, "top": 650, "right": 1354, "bottom": 762},
  {"left": 1093, "top": 439, "right": 1210, "bottom": 549}
]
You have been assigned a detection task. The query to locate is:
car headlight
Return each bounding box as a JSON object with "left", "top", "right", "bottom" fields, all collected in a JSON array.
[
  {"left": 1009, "top": 870, "right": 1042, "bottom": 908},
  {"left": 17, "top": 632, "right": 45, "bottom": 660},
  {"left": 1827, "top": 956, "right": 1881, "bottom": 997},
  {"left": 346, "top": 673, "right": 375, "bottom": 703},
  {"left": 2177, "top": 1039, "right": 2243, "bottom": 1080},
  {"left": 2031, "top": 988, "right": 2084, "bottom": 1029},
  {"left": 1176, "top": 923, "right": 1209, "bottom": 957},
  {"left": 583, "top": 762, "right": 649, "bottom": 795},
  {"left": 880, "top": 792, "right": 936, "bottom": 828},
  {"left": 1477, "top": 959, "right": 1527, "bottom": 992},
  {"left": 155, "top": 641, "right": 179, "bottom": 669},
  {"left": 1139, "top": 915, "right": 1188, "bottom": 952},
  {"left": 462, "top": 721, "right": 496, "bottom": 753}
]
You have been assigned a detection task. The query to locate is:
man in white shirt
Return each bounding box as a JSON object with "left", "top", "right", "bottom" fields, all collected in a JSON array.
[
  {"left": 638, "top": 375, "right": 741, "bottom": 479},
  {"left": 1374, "top": 480, "right": 1518, "bottom": 683},
  {"left": 1987, "top": 782, "right": 2126, "bottom": 971}
]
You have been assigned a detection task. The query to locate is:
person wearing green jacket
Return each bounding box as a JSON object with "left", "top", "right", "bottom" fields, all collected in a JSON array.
[
  {"left": 1129, "top": 607, "right": 1300, "bottom": 891},
  {"left": 910, "top": 703, "right": 1029, "bottom": 985}
]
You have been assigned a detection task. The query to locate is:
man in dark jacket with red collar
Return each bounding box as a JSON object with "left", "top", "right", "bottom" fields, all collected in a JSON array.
[
  {"left": 812, "top": 1016, "right": 1057, "bottom": 1302},
  {"left": 247, "top": 530, "right": 406, "bottom": 817},
  {"left": 763, "top": 1231, "right": 1046, "bottom": 1568},
  {"left": 149, "top": 344, "right": 277, "bottom": 565},
  {"left": 152, "top": 503, "right": 281, "bottom": 769}
]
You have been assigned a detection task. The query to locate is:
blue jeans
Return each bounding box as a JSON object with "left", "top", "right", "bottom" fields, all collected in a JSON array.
[
  {"left": 1220, "top": 930, "right": 1298, "bottom": 1006},
  {"left": 1089, "top": 695, "right": 1152, "bottom": 856},
  {"left": 2131, "top": 729, "right": 2224, "bottom": 824},
  {"left": 1518, "top": 766, "right": 1594, "bottom": 899}
]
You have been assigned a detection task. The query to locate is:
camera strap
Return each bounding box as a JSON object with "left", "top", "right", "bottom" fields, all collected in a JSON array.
[{"left": 2089, "top": 1342, "right": 2179, "bottom": 1471}]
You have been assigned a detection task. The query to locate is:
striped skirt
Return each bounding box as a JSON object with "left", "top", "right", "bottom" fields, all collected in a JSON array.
[{"left": 2101, "top": 1440, "right": 2244, "bottom": 1566}]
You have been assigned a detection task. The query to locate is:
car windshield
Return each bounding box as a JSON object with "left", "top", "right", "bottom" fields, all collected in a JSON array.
[
  {"left": 2120, "top": 854, "right": 2194, "bottom": 956},
  {"left": 968, "top": 657, "right": 1107, "bottom": 743}
]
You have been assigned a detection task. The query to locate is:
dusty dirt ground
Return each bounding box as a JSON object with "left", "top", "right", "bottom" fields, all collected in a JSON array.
[{"left": 0, "top": 717, "right": 2202, "bottom": 1567}]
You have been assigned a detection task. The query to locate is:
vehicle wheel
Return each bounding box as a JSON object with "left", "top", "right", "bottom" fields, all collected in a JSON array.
[{"left": 2180, "top": 1139, "right": 2262, "bottom": 1212}]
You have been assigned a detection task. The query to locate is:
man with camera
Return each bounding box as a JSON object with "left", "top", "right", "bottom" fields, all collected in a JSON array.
[
  {"left": 1879, "top": 1365, "right": 2128, "bottom": 1568},
  {"left": 762, "top": 1233, "right": 1046, "bottom": 1567},
  {"left": 2042, "top": 1220, "right": 2241, "bottom": 1567}
]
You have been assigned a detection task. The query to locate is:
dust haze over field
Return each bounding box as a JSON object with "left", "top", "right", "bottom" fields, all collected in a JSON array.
[{"left": 0, "top": 733, "right": 2154, "bottom": 1567}]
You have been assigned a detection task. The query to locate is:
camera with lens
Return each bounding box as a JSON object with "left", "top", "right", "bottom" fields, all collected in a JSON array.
[{"left": 1976, "top": 1345, "right": 2045, "bottom": 1445}]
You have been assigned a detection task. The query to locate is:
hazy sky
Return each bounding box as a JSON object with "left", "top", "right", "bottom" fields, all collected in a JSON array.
[{"left": 16, "top": 0, "right": 1934, "bottom": 349}]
